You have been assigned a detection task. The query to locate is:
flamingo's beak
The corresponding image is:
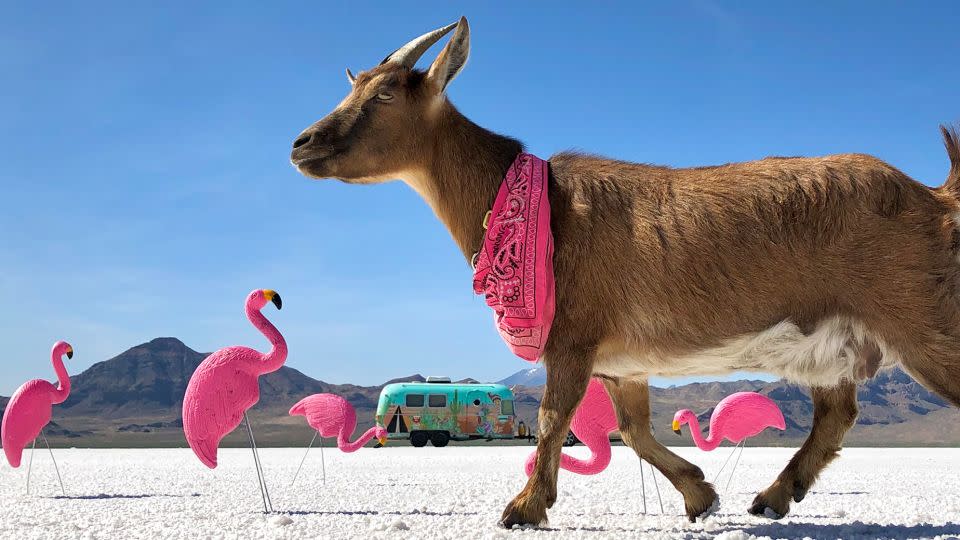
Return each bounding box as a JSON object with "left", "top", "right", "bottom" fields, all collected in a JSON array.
[
  {"left": 672, "top": 420, "right": 681, "bottom": 435},
  {"left": 262, "top": 289, "right": 282, "bottom": 310},
  {"left": 378, "top": 436, "right": 387, "bottom": 446},
  {"left": 65, "top": 346, "right": 73, "bottom": 359}
]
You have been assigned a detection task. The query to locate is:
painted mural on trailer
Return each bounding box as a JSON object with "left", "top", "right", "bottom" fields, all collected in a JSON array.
[{"left": 376, "top": 382, "right": 516, "bottom": 439}]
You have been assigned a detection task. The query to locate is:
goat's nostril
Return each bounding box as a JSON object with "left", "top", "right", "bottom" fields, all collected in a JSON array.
[{"left": 293, "top": 133, "right": 313, "bottom": 149}]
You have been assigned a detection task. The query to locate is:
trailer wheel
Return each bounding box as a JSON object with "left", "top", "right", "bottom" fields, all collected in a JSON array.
[
  {"left": 430, "top": 431, "right": 450, "bottom": 447},
  {"left": 410, "top": 431, "right": 429, "bottom": 448}
]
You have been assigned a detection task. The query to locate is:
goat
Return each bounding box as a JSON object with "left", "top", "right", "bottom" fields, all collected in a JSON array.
[{"left": 290, "top": 17, "right": 960, "bottom": 526}]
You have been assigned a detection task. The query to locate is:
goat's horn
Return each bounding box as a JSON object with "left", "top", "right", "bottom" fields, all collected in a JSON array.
[{"left": 380, "top": 20, "right": 458, "bottom": 68}]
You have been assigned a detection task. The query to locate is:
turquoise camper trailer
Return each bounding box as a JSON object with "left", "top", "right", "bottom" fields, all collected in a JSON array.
[{"left": 375, "top": 377, "right": 516, "bottom": 447}]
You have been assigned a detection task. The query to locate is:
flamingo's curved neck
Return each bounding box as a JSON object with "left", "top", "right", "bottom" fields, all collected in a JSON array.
[
  {"left": 246, "top": 304, "right": 287, "bottom": 374},
  {"left": 687, "top": 417, "right": 721, "bottom": 451},
  {"left": 338, "top": 426, "right": 379, "bottom": 453},
  {"left": 560, "top": 437, "right": 612, "bottom": 475},
  {"left": 51, "top": 353, "right": 70, "bottom": 404}
]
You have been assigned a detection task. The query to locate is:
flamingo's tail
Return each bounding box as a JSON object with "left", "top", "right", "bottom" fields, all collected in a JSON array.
[
  {"left": 189, "top": 438, "right": 219, "bottom": 469},
  {"left": 3, "top": 445, "right": 23, "bottom": 468},
  {"left": 288, "top": 398, "right": 308, "bottom": 417},
  {"left": 773, "top": 409, "right": 787, "bottom": 431},
  {"left": 523, "top": 440, "right": 612, "bottom": 477}
]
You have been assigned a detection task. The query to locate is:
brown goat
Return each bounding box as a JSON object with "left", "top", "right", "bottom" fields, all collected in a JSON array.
[{"left": 290, "top": 17, "right": 960, "bottom": 526}]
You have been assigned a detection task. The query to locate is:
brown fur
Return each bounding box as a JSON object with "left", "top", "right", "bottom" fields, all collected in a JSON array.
[{"left": 291, "top": 18, "right": 960, "bottom": 526}]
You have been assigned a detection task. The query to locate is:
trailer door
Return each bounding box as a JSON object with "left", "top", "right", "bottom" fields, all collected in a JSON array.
[{"left": 386, "top": 406, "right": 409, "bottom": 434}]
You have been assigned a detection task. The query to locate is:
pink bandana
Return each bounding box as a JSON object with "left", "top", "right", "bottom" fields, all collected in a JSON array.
[{"left": 472, "top": 153, "right": 555, "bottom": 362}]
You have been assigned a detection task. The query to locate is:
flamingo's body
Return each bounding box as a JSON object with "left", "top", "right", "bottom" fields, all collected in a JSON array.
[
  {"left": 289, "top": 394, "right": 387, "bottom": 452},
  {"left": 182, "top": 289, "right": 287, "bottom": 468},
  {"left": 1, "top": 341, "right": 73, "bottom": 468},
  {"left": 673, "top": 391, "right": 785, "bottom": 451},
  {"left": 525, "top": 378, "right": 617, "bottom": 476}
]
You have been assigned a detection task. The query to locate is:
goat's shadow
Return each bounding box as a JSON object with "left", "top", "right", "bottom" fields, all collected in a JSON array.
[
  {"left": 721, "top": 521, "right": 960, "bottom": 540},
  {"left": 526, "top": 521, "right": 960, "bottom": 538},
  {"left": 49, "top": 493, "right": 201, "bottom": 500}
]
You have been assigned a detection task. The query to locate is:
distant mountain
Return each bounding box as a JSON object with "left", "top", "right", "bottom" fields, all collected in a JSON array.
[
  {"left": 498, "top": 366, "right": 546, "bottom": 387},
  {"left": 382, "top": 374, "right": 426, "bottom": 385},
  {"left": 2, "top": 338, "right": 960, "bottom": 447},
  {"left": 0, "top": 338, "right": 388, "bottom": 447}
]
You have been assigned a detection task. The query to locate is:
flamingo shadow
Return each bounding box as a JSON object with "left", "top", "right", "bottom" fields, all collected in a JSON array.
[
  {"left": 281, "top": 509, "right": 479, "bottom": 517},
  {"left": 50, "top": 493, "right": 202, "bottom": 500}
]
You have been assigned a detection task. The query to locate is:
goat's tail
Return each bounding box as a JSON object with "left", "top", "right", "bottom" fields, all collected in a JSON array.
[{"left": 940, "top": 125, "right": 960, "bottom": 198}]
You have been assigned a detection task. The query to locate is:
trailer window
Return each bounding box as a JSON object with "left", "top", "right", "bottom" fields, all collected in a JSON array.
[
  {"left": 428, "top": 394, "right": 447, "bottom": 408},
  {"left": 405, "top": 394, "right": 425, "bottom": 407},
  {"left": 501, "top": 400, "right": 515, "bottom": 415}
]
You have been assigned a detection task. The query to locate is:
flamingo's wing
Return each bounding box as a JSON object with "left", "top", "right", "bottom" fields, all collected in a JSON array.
[
  {"left": 288, "top": 394, "right": 350, "bottom": 438},
  {"left": 711, "top": 392, "right": 785, "bottom": 443},
  {"left": 1, "top": 380, "right": 54, "bottom": 468},
  {"left": 182, "top": 357, "right": 258, "bottom": 468}
]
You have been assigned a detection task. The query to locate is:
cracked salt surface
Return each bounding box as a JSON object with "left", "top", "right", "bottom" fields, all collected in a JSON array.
[{"left": 2, "top": 446, "right": 959, "bottom": 539}]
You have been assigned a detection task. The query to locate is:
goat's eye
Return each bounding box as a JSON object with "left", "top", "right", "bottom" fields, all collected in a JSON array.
[{"left": 376, "top": 92, "right": 393, "bottom": 102}]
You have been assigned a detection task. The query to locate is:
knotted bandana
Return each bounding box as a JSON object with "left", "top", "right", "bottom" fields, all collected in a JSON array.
[{"left": 472, "top": 154, "right": 555, "bottom": 362}]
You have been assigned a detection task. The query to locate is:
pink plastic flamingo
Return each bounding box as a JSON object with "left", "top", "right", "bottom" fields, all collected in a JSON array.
[
  {"left": 672, "top": 391, "right": 785, "bottom": 451},
  {"left": 673, "top": 391, "right": 785, "bottom": 494},
  {"left": 523, "top": 378, "right": 664, "bottom": 512},
  {"left": 182, "top": 289, "right": 286, "bottom": 512},
  {"left": 290, "top": 394, "right": 388, "bottom": 452},
  {"left": 524, "top": 379, "right": 616, "bottom": 476},
  {"left": 288, "top": 394, "right": 388, "bottom": 486},
  {"left": 1, "top": 341, "right": 72, "bottom": 494}
]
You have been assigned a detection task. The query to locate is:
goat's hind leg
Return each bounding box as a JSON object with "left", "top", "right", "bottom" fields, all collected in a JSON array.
[
  {"left": 898, "top": 335, "right": 960, "bottom": 407},
  {"left": 603, "top": 378, "right": 718, "bottom": 521},
  {"left": 748, "top": 381, "right": 857, "bottom": 519}
]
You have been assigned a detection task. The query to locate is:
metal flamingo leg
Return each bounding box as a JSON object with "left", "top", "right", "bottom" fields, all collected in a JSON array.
[
  {"left": 640, "top": 456, "right": 647, "bottom": 514},
  {"left": 649, "top": 461, "right": 664, "bottom": 514},
  {"left": 723, "top": 440, "right": 746, "bottom": 495},
  {"left": 319, "top": 435, "right": 326, "bottom": 486},
  {"left": 712, "top": 441, "right": 742, "bottom": 485},
  {"left": 40, "top": 431, "right": 65, "bottom": 496},
  {"left": 290, "top": 432, "right": 317, "bottom": 487},
  {"left": 26, "top": 438, "right": 36, "bottom": 495},
  {"left": 243, "top": 413, "right": 273, "bottom": 513}
]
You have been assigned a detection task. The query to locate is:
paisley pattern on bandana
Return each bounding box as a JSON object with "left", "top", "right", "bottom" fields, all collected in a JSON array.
[{"left": 472, "top": 154, "right": 554, "bottom": 362}]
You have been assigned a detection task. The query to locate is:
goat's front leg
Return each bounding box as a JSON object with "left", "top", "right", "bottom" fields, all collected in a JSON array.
[
  {"left": 499, "top": 348, "right": 592, "bottom": 528},
  {"left": 603, "top": 378, "right": 718, "bottom": 521}
]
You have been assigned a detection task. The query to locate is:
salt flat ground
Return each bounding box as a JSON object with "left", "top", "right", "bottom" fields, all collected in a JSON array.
[{"left": 2, "top": 446, "right": 959, "bottom": 539}]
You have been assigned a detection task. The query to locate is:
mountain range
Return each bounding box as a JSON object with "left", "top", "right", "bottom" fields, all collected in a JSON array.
[{"left": 1, "top": 338, "right": 959, "bottom": 447}]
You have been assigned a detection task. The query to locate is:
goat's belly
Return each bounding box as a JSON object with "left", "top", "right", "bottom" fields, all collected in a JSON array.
[{"left": 593, "top": 316, "right": 898, "bottom": 387}]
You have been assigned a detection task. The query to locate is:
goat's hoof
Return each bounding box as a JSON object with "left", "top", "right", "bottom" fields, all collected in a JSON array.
[
  {"left": 689, "top": 495, "right": 720, "bottom": 522},
  {"left": 684, "top": 482, "right": 719, "bottom": 522},
  {"left": 748, "top": 493, "right": 787, "bottom": 520},
  {"left": 499, "top": 494, "right": 547, "bottom": 529}
]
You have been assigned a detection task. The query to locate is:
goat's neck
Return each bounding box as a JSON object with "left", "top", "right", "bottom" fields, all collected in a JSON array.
[{"left": 403, "top": 104, "right": 523, "bottom": 263}]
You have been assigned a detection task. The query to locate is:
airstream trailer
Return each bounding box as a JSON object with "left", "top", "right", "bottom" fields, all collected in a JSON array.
[{"left": 375, "top": 377, "right": 516, "bottom": 447}]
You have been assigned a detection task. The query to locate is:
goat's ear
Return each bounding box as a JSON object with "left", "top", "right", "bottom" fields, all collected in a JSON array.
[{"left": 426, "top": 16, "right": 469, "bottom": 94}]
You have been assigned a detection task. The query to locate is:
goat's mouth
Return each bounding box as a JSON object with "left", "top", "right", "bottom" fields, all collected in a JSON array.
[{"left": 291, "top": 152, "right": 339, "bottom": 179}]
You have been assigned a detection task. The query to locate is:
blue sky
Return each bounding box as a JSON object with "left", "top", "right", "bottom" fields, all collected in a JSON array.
[{"left": 1, "top": 2, "right": 958, "bottom": 395}]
